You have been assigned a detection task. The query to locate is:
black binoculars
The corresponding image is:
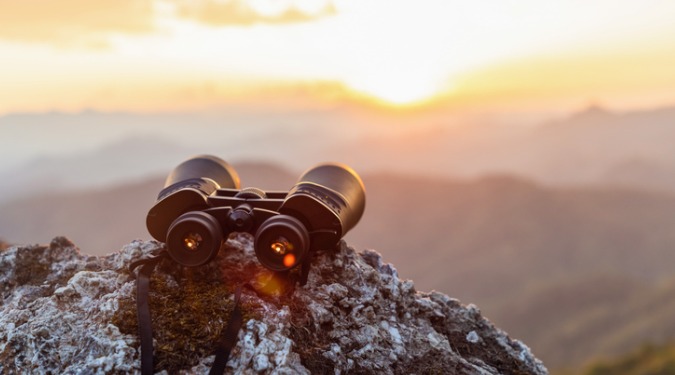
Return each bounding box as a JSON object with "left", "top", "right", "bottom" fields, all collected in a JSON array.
[{"left": 146, "top": 155, "right": 366, "bottom": 284}]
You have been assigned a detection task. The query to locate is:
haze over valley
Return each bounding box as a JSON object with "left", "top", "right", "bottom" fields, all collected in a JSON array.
[{"left": 3, "top": 103, "right": 675, "bottom": 204}]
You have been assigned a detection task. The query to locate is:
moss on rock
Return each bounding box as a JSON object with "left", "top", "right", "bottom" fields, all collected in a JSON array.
[{"left": 112, "top": 260, "right": 263, "bottom": 373}]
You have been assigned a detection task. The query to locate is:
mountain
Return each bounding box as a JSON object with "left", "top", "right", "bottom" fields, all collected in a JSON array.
[
  {"left": 0, "top": 135, "right": 197, "bottom": 204},
  {"left": 3, "top": 166, "right": 675, "bottom": 369},
  {"left": 351, "top": 172, "right": 675, "bottom": 294},
  {"left": 4, "top": 104, "right": 675, "bottom": 199},
  {"left": 0, "top": 236, "right": 547, "bottom": 374},
  {"left": 578, "top": 342, "right": 675, "bottom": 375},
  {"left": 0, "top": 161, "right": 297, "bottom": 252},
  {"left": 498, "top": 274, "right": 675, "bottom": 369},
  {"left": 520, "top": 105, "right": 675, "bottom": 191}
]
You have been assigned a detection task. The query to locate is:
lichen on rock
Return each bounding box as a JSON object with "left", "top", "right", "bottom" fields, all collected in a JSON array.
[{"left": 0, "top": 235, "right": 548, "bottom": 374}]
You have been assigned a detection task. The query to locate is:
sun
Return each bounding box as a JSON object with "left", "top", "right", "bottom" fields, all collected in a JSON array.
[
  {"left": 342, "top": 66, "right": 447, "bottom": 107},
  {"left": 327, "top": 1, "right": 453, "bottom": 108},
  {"left": 344, "top": 71, "right": 443, "bottom": 107}
]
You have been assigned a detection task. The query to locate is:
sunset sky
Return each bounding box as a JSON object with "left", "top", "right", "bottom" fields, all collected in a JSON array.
[{"left": 1, "top": 0, "right": 675, "bottom": 115}]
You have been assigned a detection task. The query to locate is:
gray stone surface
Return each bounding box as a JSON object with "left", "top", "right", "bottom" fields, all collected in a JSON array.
[{"left": 0, "top": 235, "right": 547, "bottom": 374}]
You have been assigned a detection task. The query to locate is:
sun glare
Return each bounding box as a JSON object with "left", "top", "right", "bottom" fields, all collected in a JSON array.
[{"left": 345, "top": 71, "right": 445, "bottom": 107}]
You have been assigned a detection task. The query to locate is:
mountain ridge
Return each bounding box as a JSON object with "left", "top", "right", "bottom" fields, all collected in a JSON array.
[{"left": 5, "top": 103, "right": 675, "bottom": 198}]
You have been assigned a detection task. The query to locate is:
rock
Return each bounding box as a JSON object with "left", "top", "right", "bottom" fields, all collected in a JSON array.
[{"left": 0, "top": 235, "right": 548, "bottom": 374}]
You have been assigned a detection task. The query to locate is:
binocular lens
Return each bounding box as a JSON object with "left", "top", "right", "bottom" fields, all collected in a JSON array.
[
  {"left": 166, "top": 211, "right": 223, "bottom": 267},
  {"left": 163, "top": 154, "right": 240, "bottom": 190},
  {"left": 254, "top": 215, "right": 309, "bottom": 271}
]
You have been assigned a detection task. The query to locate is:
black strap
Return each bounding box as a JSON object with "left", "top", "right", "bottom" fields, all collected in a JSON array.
[
  {"left": 131, "top": 253, "right": 243, "bottom": 375},
  {"left": 128, "top": 247, "right": 167, "bottom": 278},
  {"left": 130, "top": 254, "right": 165, "bottom": 375},
  {"left": 210, "top": 285, "right": 244, "bottom": 375}
]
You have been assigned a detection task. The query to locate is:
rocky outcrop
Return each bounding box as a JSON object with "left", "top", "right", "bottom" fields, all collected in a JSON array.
[{"left": 0, "top": 235, "right": 547, "bottom": 374}]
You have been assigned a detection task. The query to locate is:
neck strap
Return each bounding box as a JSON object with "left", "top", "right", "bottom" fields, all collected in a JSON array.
[{"left": 130, "top": 254, "right": 244, "bottom": 375}]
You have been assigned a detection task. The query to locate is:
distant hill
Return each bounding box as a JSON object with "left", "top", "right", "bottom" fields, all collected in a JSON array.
[
  {"left": 351, "top": 172, "right": 675, "bottom": 291},
  {"left": 3, "top": 165, "right": 675, "bottom": 369},
  {"left": 4, "top": 104, "right": 675, "bottom": 200},
  {"left": 0, "top": 135, "right": 197, "bottom": 204},
  {"left": 0, "top": 161, "right": 297, "bottom": 252},
  {"left": 524, "top": 105, "right": 675, "bottom": 191},
  {"left": 577, "top": 342, "right": 675, "bottom": 375},
  {"left": 502, "top": 274, "right": 675, "bottom": 369}
]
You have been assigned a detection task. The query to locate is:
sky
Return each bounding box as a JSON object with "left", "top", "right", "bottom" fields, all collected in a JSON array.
[{"left": 1, "top": 0, "right": 675, "bottom": 115}]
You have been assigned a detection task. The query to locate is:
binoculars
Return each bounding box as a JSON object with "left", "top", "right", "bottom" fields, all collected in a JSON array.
[{"left": 146, "top": 155, "right": 366, "bottom": 284}]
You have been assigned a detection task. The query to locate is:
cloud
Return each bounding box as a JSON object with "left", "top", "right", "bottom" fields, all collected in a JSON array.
[
  {"left": 0, "top": 0, "right": 335, "bottom": 46},
  {"left": 0, "top": 0, "right": 155, "bottom": 46},
  {"left": 172, "top": 0, "right": 336, "bottom": 26}
]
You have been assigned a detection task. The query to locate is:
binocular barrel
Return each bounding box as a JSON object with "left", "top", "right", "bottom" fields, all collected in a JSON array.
[
  {"left": 146, "top": 155, "right": 241, "bottom": 265},
  {"left": 253, "top": 163, "right": 365, "bottom": 271},
  {"left": 286, "top": 163, "right": 366, "bottom": 236},
  {"left": 163, "top": 155, "right": 240, "bottom": 191},
  {"left": 146, "top": 155, "right": 365, "bottom": 274}
]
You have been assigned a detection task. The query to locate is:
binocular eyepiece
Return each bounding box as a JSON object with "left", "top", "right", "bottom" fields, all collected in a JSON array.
[{"left": 146, "top": 155, "right": 365, "bottom": 283}]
